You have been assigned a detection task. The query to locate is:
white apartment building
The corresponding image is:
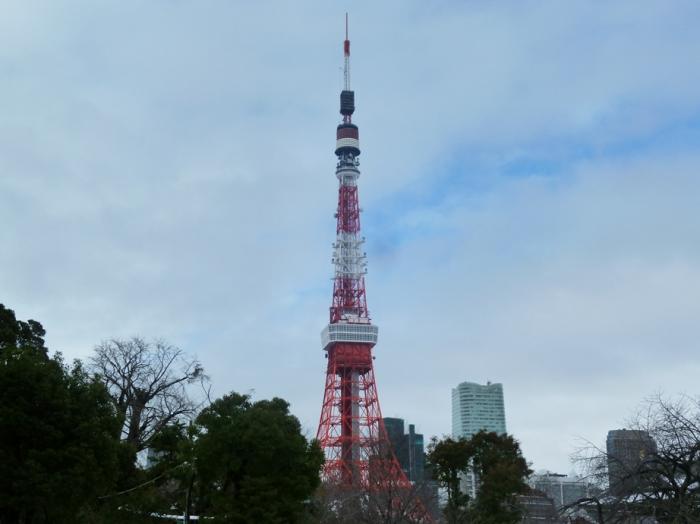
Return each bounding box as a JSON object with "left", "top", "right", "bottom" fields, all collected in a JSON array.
[{"left": 451, "top": 381, "right": 507, "bottom": 498}]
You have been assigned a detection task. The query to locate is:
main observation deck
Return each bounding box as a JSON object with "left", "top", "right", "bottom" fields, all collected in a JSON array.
[{"left": 321, "top": 322, "right": 379, "bottom": 351}]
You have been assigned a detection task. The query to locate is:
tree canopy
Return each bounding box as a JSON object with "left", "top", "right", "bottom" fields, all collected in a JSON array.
[
  {"left": 135, "top": 392, "right": 324, "bottom": 523},
  {"left": 194, "top": 393, "right": 324, "bottom": 522},
  {"left": 0, "top": 304, "right": 323, "bottom": 523},
  {"left": 0, "top": 303, "right": 47, "bottom": 356},
  {"left": 427, "top": 431, "right": 531, "bottom": 524},
  {"left": 0, "top": 305, "right": 122, "bottom": 523}
]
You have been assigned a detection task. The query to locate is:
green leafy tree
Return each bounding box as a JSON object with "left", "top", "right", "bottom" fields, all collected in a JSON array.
[
  {"left": 0, "top": 303, "right": 47, "bottom": 356},
  {"left": 126, "top": 393, "right": 324, "bottom": 524},
  {"left": 468, "top": 431, "right": 531, "bottom": 524},
  {"left": 427, "top": 431, "right": 531, "bottom": 524},
  {"left": 0, "top": 305, "right": 122, "bottom": 523},
  {"left": 193, "top": 393, "right": 324, "bottom": 523},
  {"left": 426, "top": 437, "right": 471, "bottom": 523}
]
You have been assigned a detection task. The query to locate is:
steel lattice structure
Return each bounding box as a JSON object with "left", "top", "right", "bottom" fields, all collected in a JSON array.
[{"left": 316, "top": 17, "right": 413, "bottom": 494}]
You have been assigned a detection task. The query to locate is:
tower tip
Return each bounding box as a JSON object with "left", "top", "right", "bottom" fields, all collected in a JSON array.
[
  {"left": 344, "top": 14, "right": 350, "bottom": 58},
  {"left": 340, "top": 13, "right": 354, "bottom": 120}
]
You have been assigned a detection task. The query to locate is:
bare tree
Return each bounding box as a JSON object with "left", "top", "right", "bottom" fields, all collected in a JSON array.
[
  {"left": 308, "top": 481, "right": 435, "bottom": 524},
  {"left": 570, "top": 394, "right": 700, "bottom": 523},
  {"left": 91, "top": 337, "right": 206, "bottom": 451},
  {"left": 366, "top": 479, "right": 439, "bottom": 524},
  {"left": 307, "top": 449, "right": 436, "bottom": 524}
]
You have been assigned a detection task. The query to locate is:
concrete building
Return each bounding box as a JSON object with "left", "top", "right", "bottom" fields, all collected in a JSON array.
[
  {"left": 383, "top": 417, "right": 425, "bottom": 482},
  {"left": 451, "top": 381, "right": 506, "bottom": 439},
  {"left": 518, "top": 490, "right": 561, "bottom": 523},
  {"left": 529, "top": 471, "right": 589, "bottom": 509},
  {"left": 451, "top": 381, "right": 507, "bottom": 498},
  {"left": 383, "top": 417, "right": 440, "bottom": 520},
  {"left": 606, "top": 429, "right": 657, "bottom": 496}
]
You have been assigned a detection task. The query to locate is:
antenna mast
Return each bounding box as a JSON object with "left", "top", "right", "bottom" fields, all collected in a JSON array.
[{"left": 344, "top": 13, "right": 350, "bottom": 91}]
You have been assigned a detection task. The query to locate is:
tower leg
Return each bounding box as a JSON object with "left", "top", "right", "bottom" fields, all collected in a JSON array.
[{"left": 317, "top": 344, "right": 407, "bottom": 488}]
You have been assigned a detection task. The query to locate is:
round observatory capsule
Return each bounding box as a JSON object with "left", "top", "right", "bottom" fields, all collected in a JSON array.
[{"left": 335, "top": 123, "right": 360, "bottom": 156}]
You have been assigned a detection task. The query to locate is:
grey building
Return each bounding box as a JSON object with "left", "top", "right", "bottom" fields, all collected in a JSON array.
[
  {"left": 529, "top": 471, "right": 589, "bottom": 509},
  {"left": 518, "top": 490, "right": 561, "bottom": 523},
  {"left": 383, "top": 417, "right": 440, "bottom": 520},
  {"left": 383, "top": 417, "right": 425, "bottom": 482},
  {"left": 606, "top": 429, "right": 657, "bottom": 496}
]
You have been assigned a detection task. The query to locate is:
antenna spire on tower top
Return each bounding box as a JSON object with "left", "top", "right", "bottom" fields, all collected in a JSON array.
[
  {"left": 343, "top": 14, "right": 351, "bottom": 92},
  {"left": 343, "top": 13, "right": 350, "bottom": 58},
  {"left": 339, "top": 14, "right": 355, "bottom": 122}
]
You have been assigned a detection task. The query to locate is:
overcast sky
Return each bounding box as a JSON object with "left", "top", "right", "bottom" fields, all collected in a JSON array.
[{"left": 2, "top": 0, "right": 699, "bottom": 474}]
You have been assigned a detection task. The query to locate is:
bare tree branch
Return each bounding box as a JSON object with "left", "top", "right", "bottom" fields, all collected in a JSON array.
[
  {"left": 90, "top": 337, "right": 208, "bottom": 451},
  {"left": 569, "top": 394, "right": 700, "bottom": 523}
]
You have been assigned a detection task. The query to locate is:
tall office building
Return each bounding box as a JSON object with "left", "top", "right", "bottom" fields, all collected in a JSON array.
[
  {"left": 451, "top": 381, "right": 507, "bottom": 439},
  {"left": 383, "top": 417, "right": 440, "bottom": 520},
  {"left": 606, "top": 429, "right": 657, "bottom": 496},
  {"left": 451, "top": 381, "right": 507, "bottom": 498},
  {"left": 383, "top": 417, "right": 426, "bottom": 483}
]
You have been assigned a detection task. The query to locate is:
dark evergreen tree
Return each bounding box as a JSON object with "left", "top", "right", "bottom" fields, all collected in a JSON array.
[
  {"left": 427, "top": 431, "right": 531, "bottom": 524},
  {"left": 0, "top": 305, "right": 122, "bottom": 523},
  {"left": 193, "top": 393, "right": 324, "bottom": 523},
  {"left": 426, "top": 436, "right": 472, "bottom": 523},
  {"left": 0, "top": 303, "right": 47, "bottom": 356},
  {"left": 468, "top": 431, "right": 531, "bottom": 523},
  {"left": 125, "top": 393, "right": 324, "bottom": 524}
]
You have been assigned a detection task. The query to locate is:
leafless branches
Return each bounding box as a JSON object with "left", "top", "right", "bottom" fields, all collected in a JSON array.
[
  {"left": 90, "top": 337, "right": 207, "bottom": 451},
  {"left": 569, "top": 394, "right": 700, "bottom": 523},
  {"left": 309, "top": 479, "right": 436, "bottom": 524}
]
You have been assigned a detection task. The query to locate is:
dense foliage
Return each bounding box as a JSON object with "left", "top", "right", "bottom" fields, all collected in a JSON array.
[
  {"left": 0, "top": 305, "right": 122, "bottom": 522},
  {"left": 193, "top": 393, "right": 324, "bottom": 522},
  {"left": 0, "top": 303, "right": 322, "bottom": 524},
  {"left": 427, "top": 430, "right": 531, "bottom": 524},
  {"left": 141, "top": 394, "right": 323, "bottom": 523}
]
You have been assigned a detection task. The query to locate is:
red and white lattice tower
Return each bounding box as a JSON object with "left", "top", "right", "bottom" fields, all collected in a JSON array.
[{"left": 316, "top": 16, "right": 410, "bottom": 492}]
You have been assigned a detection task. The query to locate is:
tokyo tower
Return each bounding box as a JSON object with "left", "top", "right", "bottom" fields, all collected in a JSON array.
[{"left": 315, "top": 16, "right": 410, "bottom": 492}]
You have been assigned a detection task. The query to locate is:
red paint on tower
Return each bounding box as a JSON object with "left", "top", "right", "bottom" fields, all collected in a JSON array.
[{"left": 314, "top": 19, "right": 434, "bottom": 523}]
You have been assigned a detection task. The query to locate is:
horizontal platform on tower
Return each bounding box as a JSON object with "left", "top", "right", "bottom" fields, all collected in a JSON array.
[{"left": 321, "top": 322, "right": 379, "bottom": 350}]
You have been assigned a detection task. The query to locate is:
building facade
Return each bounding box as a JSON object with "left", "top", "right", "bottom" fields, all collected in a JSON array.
[
  {"left": 383, "top": 417, "right": 426, "bottom": 483},
  {"left": 530, "top": 471, "right": 589, "bottom": 509},
  {"left": 517, "top": 491, "right": 561, "bottom": 523},
  {"left": 451, "top": 381, "right": 507, "bottom": 498},
  {"left": 606, "top": 429, "right": 657, "bottom": 496},
  {"left": 451, "top": 381, "right": 506, "bottom": 439}
]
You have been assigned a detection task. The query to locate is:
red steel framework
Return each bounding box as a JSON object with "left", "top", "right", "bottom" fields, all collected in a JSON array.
[{"left": 315, "top": 19, "right": 427, "bottom": 513}]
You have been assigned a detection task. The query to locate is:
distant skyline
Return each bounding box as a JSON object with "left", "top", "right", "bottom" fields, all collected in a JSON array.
[{"left": 2, "top": 1, "right": 700, "bottom": 473}]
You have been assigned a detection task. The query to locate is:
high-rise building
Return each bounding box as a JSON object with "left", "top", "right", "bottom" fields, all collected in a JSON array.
[
  {"left": 606, "top": 429, "right": 657, "bottom": 496},
  {"left": 383, "top": 417, "right": 440, "bottom": 520},
  {"left": 383, "top": 417, "right": 426, "bottom": 482},
  {"left": 451, "top": 381, "right": 507, "bottom": 498},
  {"left": 451, "top": 381, "right": 506, "bottom": 439}
]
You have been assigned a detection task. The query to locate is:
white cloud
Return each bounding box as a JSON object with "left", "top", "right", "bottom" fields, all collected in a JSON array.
[{"left": 1, "top": 0, "right": 699, "bottom": 472}]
